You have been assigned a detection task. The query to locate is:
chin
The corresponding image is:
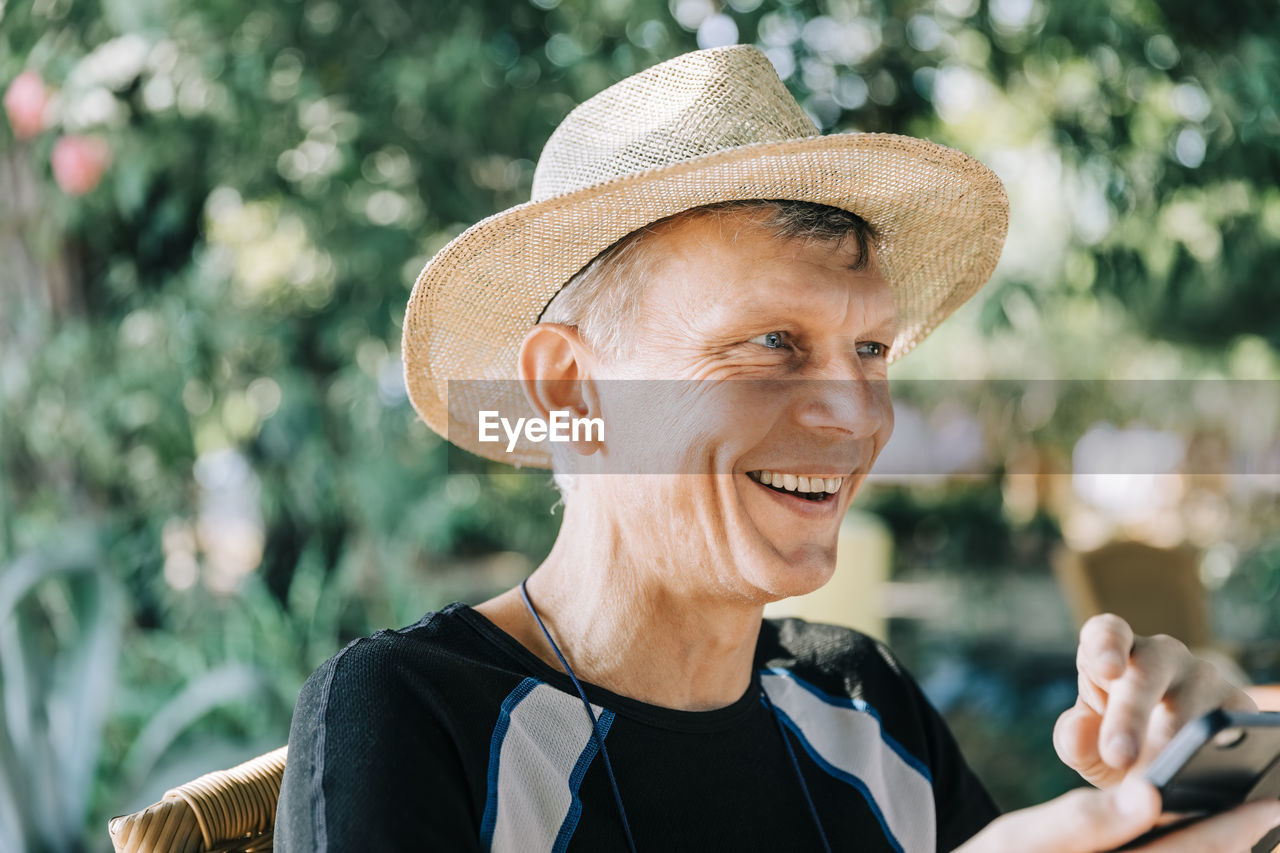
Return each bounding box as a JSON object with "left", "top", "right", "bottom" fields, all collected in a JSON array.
[{"left": 747, "top": 544, "right": 838, "bottom": 602}]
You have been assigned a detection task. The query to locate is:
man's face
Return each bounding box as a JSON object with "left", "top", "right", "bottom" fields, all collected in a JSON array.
[{"left": 576, "top": 209, "right": 897, "bottom": 604}]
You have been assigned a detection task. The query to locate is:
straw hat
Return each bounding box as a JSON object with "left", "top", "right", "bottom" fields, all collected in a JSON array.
[{"left": 402, "top": 45, "right": 1008, "bottom": 468}]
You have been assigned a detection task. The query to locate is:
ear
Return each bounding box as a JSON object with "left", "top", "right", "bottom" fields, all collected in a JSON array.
[{"left": 517, "top": 323, "right": 603, "bottom": 457}]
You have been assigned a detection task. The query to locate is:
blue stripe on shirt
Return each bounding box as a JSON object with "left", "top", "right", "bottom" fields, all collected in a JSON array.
[
  {"left": 551, "top": 709, "right": 616, "bottom": 852},
  {"left": 480, "top": 677, "right": 540, "bottom": 850}
]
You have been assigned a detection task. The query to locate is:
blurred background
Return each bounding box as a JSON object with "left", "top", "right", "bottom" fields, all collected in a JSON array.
[{"left": 2, "top": 0, "right": 1279, "bottom": 849}]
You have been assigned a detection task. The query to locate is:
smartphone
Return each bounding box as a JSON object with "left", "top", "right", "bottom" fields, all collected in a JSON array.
[{"left": 1114, "top": 709, "right": 1280, "bottom": 852}]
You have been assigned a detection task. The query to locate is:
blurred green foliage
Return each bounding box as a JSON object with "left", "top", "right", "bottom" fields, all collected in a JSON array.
[{"left": 2, "top": 0, "right": 1279, "bottom": 848}]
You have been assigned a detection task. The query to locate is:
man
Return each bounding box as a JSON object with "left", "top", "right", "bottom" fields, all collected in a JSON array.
[{"left": 276, "top": 46, "right": 1280, "bottom": 851}]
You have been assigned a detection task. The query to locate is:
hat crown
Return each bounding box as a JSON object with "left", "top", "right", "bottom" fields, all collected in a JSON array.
[{"left": 531, "top": 46, "right": 819, "bottom": 201}]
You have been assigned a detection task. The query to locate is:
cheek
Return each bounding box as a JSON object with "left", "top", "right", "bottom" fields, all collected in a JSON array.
[
  {"left": 609, "top": 383, "right": 777, "bottom": 473},
  {"left": 594, "top": 384, "right": 685, "bottom": 472}
]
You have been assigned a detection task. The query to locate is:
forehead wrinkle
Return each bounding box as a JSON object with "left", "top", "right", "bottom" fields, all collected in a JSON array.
[
  {"left": 835, "top": 278, "right": 897, "bottom": 342},
  {"left": 684, "top": 279, "right": 897, "bottom": 352},
  {"left": 784, "top": 241, "right": 896, "bottom": 338},
  {"left": 634, "top": 214, "right": 893, "bottom": 340},
  {"left": 719, "top": 255, "right": 896, "bottom": 334}
]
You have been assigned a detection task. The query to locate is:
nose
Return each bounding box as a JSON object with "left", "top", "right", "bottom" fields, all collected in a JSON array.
[{"left": 791, "top": 358, "right": 892, "bottom": 441}]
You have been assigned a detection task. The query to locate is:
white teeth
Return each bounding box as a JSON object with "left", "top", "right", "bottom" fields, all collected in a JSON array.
[{"left": 750, "top": 471, "right": 845, "bottom": 494}]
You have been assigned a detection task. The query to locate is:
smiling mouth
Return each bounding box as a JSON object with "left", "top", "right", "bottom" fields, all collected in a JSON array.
[{"left": 746, "top": 470, "right": 843, "bottom": 502}]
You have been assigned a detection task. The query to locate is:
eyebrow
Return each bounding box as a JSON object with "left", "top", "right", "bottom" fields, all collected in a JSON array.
[{"left": 716, "top": 302, "right": 900, "bottom": 339}]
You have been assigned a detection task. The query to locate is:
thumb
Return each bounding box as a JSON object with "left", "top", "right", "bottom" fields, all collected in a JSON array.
[{"left": 959, "top": 778, "right": 1160, "bottom": 853}]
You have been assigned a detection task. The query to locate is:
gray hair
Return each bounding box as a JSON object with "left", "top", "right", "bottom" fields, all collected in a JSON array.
[{"left": 539, "top": 199, "right": 878, "bottom": 497}]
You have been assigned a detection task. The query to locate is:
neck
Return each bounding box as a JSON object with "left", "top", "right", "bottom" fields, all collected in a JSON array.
[{"left": 476, "top": 499, "right": 765, "bottom": 711}]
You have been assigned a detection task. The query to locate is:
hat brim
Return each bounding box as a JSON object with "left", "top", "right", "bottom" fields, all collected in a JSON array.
[{"left": 402, "top": 131, "right": 1009, "bottom": 469}]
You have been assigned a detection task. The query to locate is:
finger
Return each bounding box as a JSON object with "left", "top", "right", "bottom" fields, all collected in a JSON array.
[
  {"left": 1164, "top": 658, "right": 1259, "bottom": 722},
  {"left": 1054, "top": 699, "right": 1122, "bottom": 787},
  {"left": 1099, "top": 634, "right": 1183, "bottom": 769},
  {"left": 1147, "top": 660, "right": 1254, "bottom": 750},
  {"left": 1079, "top": 666, "right": 1110, "bottom": 716},
  {"left": 1226, "top": 686, "right": 1260, "bottom": 713},
  {"left": 1079, "top": 613, "right": 1136, "bottom": 684},
  {"left": 1128, "top": 800, "right": 1280, "bottom": 853},
  {"left": 1127, "top": 661, "right": 1260, "bottom": 777},
  {"left": 959, "top": 778, "right": 1160, "bottom": 853}
]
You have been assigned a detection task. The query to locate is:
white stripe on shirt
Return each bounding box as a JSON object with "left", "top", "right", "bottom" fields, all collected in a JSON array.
[
  {"left": 761, "top": 669, "right": 936, "bottom": 853},
  {"left": 483, "top": 680, "right": 608, "bottom": 852}
]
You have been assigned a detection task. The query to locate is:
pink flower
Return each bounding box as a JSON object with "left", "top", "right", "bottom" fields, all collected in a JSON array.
[
  {"left": 4, "top": 70, "right": 50, "bottom": 139},
  {"left": 51, "top": 134, "right": 111, "bottom": 195}
]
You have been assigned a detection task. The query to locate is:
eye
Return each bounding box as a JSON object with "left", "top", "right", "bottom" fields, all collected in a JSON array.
[
  {"left": 749, "top": 330, "right": 791, "bottom": 350},
  {"left": 857, "top": 341, "right": 890, "bottom": 359}
]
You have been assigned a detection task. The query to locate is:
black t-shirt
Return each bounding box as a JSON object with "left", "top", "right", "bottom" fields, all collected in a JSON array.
[{"left": 276, "top": 603, "right": 999, "bottom": 851}]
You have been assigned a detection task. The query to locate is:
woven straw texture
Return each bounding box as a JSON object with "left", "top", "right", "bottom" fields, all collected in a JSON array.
[
  {"left": 107, "top": 747, "right": 287, "bottom": 853},
  {"left": 402, "top": 45, "right": 1009, "bottom": 467}
]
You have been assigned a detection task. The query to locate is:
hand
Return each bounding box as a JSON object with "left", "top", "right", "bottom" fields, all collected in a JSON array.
[
  {"left": 955, "top": 777, "right": 1280, "bottom": 852},
  {"left": 1054, "top": 614, "right": 1256, "bottom": 788}
]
